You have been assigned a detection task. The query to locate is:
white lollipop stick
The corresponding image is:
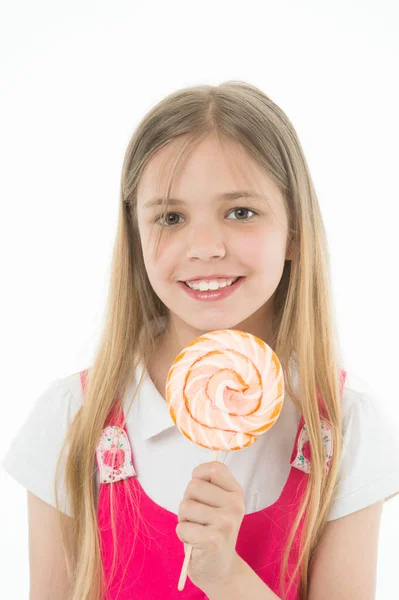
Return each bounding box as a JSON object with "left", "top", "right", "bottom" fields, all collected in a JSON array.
[{"left": 177, "top": 449, "right": 219, "bottom": 591}]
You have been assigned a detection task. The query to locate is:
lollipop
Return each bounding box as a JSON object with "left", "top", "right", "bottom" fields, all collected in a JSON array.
[{"left": 165, "top": 329, "right": 285, "bottom": 591}]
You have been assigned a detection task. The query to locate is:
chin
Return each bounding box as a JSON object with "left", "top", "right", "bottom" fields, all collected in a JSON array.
[{"left": 183, "top": 315, "right": 247, "bottom": 334}]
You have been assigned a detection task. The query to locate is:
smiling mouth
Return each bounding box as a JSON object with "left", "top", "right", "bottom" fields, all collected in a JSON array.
[
  {"left": 177, "top": 276, "right": 245, "bottom": 301},
  {"left": 182, "top": 277, "right": 241, "bottom": 289},
  {"left": 180, "top": 276, "right": 242, "bottom": 292}
]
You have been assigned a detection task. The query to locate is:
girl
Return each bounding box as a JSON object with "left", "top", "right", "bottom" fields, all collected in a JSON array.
[{"left": 3, "top": 81, "right": 399, "bottom": 600}]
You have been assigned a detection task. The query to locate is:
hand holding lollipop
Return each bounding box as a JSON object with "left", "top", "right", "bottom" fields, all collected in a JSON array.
[{"left": 165, "top": 329, "right": 285, "bottom": 592}]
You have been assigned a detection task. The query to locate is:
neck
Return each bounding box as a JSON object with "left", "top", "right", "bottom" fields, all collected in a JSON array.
[
  {"left": 147, "top": 308, "right": 275, "bottom": 401},
  {"left": 157, "top": 310, "right": 275, "bottom": 373}
]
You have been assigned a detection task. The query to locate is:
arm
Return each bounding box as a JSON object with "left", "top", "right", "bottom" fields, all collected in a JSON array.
[
  {"left": 207, "top": 500, "right": 384, "bottom": 600},
  {"left": 27, "top": 491, "right": 73, "bottom": 600},
  {"left": 308, "top": 500, "right": 384, "bottom": 600},
  {"left": 207, "top": 553, "right": 281, "bottom": 599}
]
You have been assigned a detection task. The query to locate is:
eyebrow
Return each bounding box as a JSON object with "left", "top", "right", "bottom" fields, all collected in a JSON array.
[{"left": 143, "top": 190, "right": 270, "bottom": 209}]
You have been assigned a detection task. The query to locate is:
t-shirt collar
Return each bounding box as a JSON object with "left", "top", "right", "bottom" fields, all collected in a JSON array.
[{"left": 135, "top": 360, "right": 176, "bottom": 440}]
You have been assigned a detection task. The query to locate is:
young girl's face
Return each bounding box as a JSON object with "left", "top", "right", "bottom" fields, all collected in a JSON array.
[{"left": 136, "top": 133, "right": 291, "bottom": 348}]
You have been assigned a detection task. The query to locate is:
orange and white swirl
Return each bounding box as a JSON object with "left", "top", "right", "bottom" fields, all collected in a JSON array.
[{"left": 165, "top": 329, "right": 284, "bottom": 451}]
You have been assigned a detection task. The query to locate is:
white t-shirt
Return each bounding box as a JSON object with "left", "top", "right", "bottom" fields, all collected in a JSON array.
[{"left": 2, "top": 362, "right": 399, "bottom": 520}]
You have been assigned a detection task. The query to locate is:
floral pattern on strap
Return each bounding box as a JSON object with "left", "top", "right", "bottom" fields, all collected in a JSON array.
[
  {"left": 96, "top": 425, "right": 137, "bottom": 484},
  {"left": 290, "top": 420, "right": 333, "bottom": 474}
]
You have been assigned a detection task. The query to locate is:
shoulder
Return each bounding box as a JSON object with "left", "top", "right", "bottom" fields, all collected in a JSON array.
[
  {"left": 341, "top": 370, "right": 381, "bottom": 416},
  {"left": 29, "top": 371, "right": 84, "bottom": 426},
  {"left": 339, "top": 370, "right": 396, "bottom": 445},
  {"left": 10, "top": 373, "right": 83, "bottom": 437},
  {"left": 2, "top": 371, "right": 86, "bottom": 516},
  {"left": 327, "top": 369, "right": 399, "bottom": 520},
  {"left": 3, "top": 371, "right": 85, "bottom": 460},
  {"left": 60, "top": 370, "right": 85, "bottom": 406}
]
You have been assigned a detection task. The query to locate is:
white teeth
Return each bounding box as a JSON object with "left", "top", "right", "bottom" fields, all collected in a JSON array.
[{"left": 185, "top": 278, "right": 237, "bottom": 291}]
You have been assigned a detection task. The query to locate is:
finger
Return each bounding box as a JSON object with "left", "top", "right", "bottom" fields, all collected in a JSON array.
[
  {"left": 178, "top": 497, "right": 215, "bottom": 526},
  {"left": 176, "top": 520, "right": 220, "bottom": 549},
  {"left": 192, "top": 461, "right": 242, "bottom": 494},
  {"left": 184, "top": 478, "right": 227, "bottom": 508}
]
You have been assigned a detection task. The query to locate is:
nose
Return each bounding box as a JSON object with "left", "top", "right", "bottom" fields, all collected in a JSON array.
[{"left": 185, "top": 221, "right": 227, "bottom": 261}]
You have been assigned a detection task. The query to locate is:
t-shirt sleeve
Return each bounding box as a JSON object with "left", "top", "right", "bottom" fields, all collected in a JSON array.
[
  {"left": 2, "top": 378, "right": 81, "bottom": 517},
  {"left": 327, "top": 387, "right": 399, "bottom": 521}
]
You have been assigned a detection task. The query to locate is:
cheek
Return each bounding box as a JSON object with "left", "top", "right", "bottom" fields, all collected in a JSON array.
[
  {"left": 142, "top": 230, "right": 178, "bottom": 271},
  {"left": 235, "top": 229, "right": 286, "bottom": 270}
]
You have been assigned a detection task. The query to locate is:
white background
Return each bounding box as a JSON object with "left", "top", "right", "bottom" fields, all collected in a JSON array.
[{"left": 1, "top": 0, "right": 398, "bottom": 597}]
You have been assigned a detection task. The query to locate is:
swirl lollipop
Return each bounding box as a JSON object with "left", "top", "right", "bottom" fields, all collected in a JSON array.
[{"left": 165, "top": 329, "right": 285, "bottom": 591}]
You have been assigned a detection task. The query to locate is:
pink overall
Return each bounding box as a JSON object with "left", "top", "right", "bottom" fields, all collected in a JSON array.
[{"left": 80, "top": 369, "right": 347, "bottom": 600}]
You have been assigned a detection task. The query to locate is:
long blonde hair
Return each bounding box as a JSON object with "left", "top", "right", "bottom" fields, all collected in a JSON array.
[{"left": 55, "top": 81, "right": 345, "bottom": 600}]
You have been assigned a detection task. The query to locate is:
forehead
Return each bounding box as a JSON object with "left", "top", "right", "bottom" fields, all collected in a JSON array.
[{"left": 136, "top": 134, "right": 284, "bottom": 211}]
